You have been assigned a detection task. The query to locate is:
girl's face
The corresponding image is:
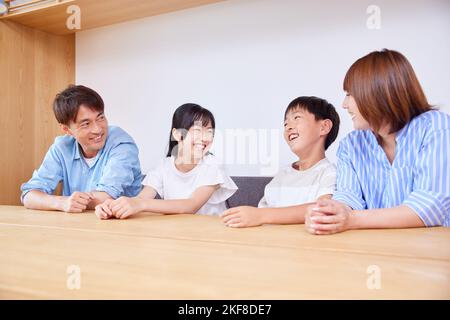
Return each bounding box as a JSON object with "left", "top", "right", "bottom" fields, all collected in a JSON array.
[
  {"left": 176, "top": 120, "right": 214, "bottom": 162},
  {"left": 342, "top": 93, "right": 371, "bottom": 130}
]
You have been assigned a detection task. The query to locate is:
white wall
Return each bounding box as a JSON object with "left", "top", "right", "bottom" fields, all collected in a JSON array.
[{"left": 76, "top": 0, "right": 450, "bottom": 176}]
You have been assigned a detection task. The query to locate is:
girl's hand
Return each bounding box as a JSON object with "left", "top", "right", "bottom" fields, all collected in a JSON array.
[
  {"left": 95, "top": 198, "right": 114, "bottom": 220},
  {"left": 110, "top": 197, "right": 143, "bottom": 219},
  {"left": 221, "top": 206, "right": 263, "bottom": 228},
  {"left": 305, "top": 199, "right": 353, "bottom": 235}
]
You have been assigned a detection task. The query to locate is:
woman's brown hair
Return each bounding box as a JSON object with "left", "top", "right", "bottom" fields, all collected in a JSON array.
[{"left": 343, "top": 49, "right": 433, "bottom": 133}]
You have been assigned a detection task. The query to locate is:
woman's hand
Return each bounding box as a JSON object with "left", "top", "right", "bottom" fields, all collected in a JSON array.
[
  {"left": 221, "top": 206, "right": 264, "bottom": 228},
  {"left": 305, "top": 199, "right": 353, "bottom": 235}
]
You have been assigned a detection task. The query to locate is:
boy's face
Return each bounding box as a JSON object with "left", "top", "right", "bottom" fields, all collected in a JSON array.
[
  {"left": 62, "top": 104, "right": 109, "bottom": 158},
  {"left": 283, "top": 107, "right": 327, "bottom": 156}
]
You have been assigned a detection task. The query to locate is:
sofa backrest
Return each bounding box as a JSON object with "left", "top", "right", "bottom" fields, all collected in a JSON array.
[{"left": 226, "top": 176, "right": 273, "bottom": 208}]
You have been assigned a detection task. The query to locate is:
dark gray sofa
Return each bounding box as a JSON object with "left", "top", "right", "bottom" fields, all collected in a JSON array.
[{"left": 226, "top": 176, "right": 273, "bottom": 208}]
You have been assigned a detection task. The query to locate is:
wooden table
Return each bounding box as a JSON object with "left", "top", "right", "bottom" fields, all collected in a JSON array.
[{"left": 0, "top": 205, "right": 449, "bottom": 299}]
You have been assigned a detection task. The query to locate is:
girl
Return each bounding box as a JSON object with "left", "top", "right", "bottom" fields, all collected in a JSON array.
[
  {"left": 306, "top": 49, "right": 450, "bottom": 234},
  {"left": 95, "top": 103, "right": 237, "bottom": 219}
]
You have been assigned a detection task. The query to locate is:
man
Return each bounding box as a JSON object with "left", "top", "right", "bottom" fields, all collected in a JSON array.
[{"left": 21, "top": 85, "right": 143, "bottom": 213}]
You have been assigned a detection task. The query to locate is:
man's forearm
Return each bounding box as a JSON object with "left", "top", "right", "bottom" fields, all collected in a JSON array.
[
  {"left": 23, "top": 190, "right": 65, "bottom": 211},
  {"left": 87, "top": 191, "right": 113, "bottom": 210}
]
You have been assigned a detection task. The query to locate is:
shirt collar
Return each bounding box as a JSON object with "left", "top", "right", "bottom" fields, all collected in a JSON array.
[
  {"left": 74, "top": 142, "right": 82, "bottom": 160},
  {"left": 395, "top": 122, "right": 410, "bottom": 144}
]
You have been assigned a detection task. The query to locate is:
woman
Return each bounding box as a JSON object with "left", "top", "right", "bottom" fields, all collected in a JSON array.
[{"left": 306, "top": 49, "right": 450, "bottom": 234}]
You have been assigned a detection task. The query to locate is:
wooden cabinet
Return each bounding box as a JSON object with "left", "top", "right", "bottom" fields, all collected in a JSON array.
[{"left": 0, "top": 0, "right": 223, "bottom": 204}]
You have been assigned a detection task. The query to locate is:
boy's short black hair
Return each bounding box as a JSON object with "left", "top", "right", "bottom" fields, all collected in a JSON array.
[
  {"left": 53, "top": 85, "right": 104, "bottom": 125},
  {"left": 285, "top": 96, "right": 340, "bottom": 150}
]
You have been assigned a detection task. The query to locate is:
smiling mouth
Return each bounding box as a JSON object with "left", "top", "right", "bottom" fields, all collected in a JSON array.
[
  {"left": 288, "top": 133, "right": 299, "bottom": 141},
  {"left": 194, "top": 143, "right": 207, "bottom": 150},
  {"left": 90, "top": 134, "right": 103, "bottom": 143}
]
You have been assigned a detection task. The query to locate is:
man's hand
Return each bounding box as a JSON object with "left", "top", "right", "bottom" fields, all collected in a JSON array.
[
  {"left": 61, "top": 191, "right": 94, "bottom": 213},
  {"left": 221, "top": 206, "right": 264, "bottom": 228}
]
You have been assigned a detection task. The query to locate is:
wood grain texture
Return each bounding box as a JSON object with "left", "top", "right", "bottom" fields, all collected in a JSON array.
[
  {"left": 1, "top": 0, "right": 225, "bottom": 35},
  {"left": 0, "top": 21, "right": 74, "bottom": 205},
  {"left": 0, "top": 206, "right": 449, "bottom": 299}
]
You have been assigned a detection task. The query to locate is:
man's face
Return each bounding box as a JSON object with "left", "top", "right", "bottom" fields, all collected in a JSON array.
[{"left": 63, "top": 104, "right": 108, "bottom": 158}]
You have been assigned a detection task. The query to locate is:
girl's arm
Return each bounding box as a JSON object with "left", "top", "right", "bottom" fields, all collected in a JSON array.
[
  {"left": 108, "top": 185, "right": 219, "bottom": 219},
  {"left": 95, "top": 186, "right": 157, "bottom": 219},
  {"left": 138, "top": 185, "right": 219, "bottom": 215}
]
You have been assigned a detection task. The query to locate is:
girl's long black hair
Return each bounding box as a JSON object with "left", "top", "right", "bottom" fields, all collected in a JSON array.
[{"left": 166, "top": 103, "right": 216, "bottom": 157}]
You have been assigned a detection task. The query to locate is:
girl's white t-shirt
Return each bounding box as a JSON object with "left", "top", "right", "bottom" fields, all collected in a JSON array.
[
  {"left": 258, "top": 158, "right": 336, "bottom": 208},
  {"left": 143, "top": 154, "right": 238, "bottom": 215}
]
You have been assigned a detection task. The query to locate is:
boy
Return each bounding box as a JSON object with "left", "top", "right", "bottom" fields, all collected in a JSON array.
[
  {"left": 21, "top": 85, "right": 143, "bottom": 213},
  {"left": 221, "top": 96, "right": 340, "bottom": 227}
]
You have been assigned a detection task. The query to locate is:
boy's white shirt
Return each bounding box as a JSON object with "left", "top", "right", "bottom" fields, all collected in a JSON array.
[
  {"left": 258, "top": 158, "right": 336, "bottom": 208},
  {"left": 143, "top": 154, "right": 237, "bottom": 215}
]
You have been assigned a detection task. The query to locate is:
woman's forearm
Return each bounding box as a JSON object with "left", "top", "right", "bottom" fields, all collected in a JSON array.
[{"left": 349, "top": 205, "right": 425, "bottom": 229}]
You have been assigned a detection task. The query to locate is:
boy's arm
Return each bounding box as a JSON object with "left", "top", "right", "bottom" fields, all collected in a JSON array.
[
  {"left": 222, "top": 194, "right": 332, "bottom": 227},
  {"left": 263, "top": 194, "right": 332, "bottom": 224}
]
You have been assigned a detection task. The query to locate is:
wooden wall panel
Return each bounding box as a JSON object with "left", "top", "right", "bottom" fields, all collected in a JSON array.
[{"left": 0, "top": 20, "right": 74, "bottom": 205}]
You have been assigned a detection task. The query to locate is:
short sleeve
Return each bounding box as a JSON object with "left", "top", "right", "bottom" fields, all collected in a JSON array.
[
  {"left": 195, "top": 160, "right": 238, "bottom": 204},
  {"left": 316, "top": 164, "right": 337, "bottom": 199},
  {"left": 258, "top": 196, "right": 269, "bottom": 208},
  {"left": 20, "top": 144, "right": 63, "bottom": 203},
  {"left": 332, "top": 138, "right": 367, "bottom": 210},
  {"left": 142, "top": 161, "right": 165, "bottom": 198},
  {"left": 95, "top": 142, "right": 142, "bottom": 199}
]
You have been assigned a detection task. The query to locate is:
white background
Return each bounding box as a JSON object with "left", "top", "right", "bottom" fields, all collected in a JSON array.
[{"left": 76, "top": 0, "right": 450, "bottom": 176}]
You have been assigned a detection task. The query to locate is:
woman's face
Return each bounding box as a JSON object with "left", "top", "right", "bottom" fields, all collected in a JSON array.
[{"left": 342, "top": 93, "right": 371, "bottom": 130}]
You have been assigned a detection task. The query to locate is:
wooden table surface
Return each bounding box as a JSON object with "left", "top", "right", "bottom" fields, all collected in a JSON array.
[{"left": 0, "top": 205, "right": 449, "bottom": 299}]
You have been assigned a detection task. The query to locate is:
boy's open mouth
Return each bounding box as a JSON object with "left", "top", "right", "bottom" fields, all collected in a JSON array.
[{"left": 288, "top": 133, "right": 299, "bottom": 141}]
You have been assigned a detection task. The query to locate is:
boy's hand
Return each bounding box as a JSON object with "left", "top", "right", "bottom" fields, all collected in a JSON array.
[
  {"left": 221, "top": 206, "right": 263, "bottom": 228},
  {"left": 110, "top": 197, "right": 143, "bottom": 219},
  {"left": 61, "top": 191, "right": 94, "bottom": 213},
  {"left": 305, "top": 199, "right": 353, "bottom": 235},
  {"left": 95, "top": 199, "right": 114, "bottom": 220}
]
